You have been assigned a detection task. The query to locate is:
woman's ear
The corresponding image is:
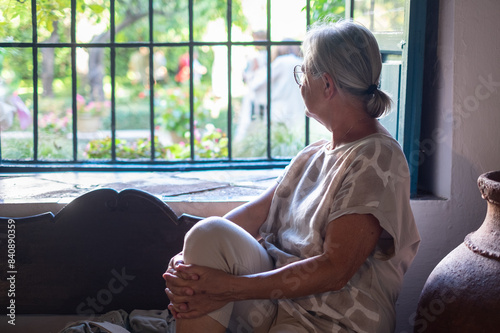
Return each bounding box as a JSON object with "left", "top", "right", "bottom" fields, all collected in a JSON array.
[{"left": 322, "top": 73, "right": 336, "bottom": 99}]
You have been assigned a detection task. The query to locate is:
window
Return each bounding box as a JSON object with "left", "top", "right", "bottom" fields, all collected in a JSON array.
[
  {"left": 0, "top": 0, "right": 425, "bottom": 193},
  {"left": 348, "top": 0, "right": 427, "bottom": 195}
]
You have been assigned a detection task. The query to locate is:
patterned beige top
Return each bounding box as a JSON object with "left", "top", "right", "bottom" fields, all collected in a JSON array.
[{"left": 259, "top": 133, "right": 420, "bottom": 333}]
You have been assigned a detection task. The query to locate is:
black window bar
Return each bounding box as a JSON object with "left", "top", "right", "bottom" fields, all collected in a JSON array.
[{"left": 0, "top": 0, "right": 313, "bottom": 172}]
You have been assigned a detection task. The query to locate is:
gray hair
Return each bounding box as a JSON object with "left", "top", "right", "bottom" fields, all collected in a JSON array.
[{"left": 302, "top": 19, "right": 392, "bottom": 118}]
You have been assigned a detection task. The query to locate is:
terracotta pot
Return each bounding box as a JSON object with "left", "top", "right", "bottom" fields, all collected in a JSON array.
[{"left": 414, "top": 171, "right": 500, "bottom": 333}]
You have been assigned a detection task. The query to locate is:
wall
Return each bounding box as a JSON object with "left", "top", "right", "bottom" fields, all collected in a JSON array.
[{"left": 395, "top": 0, "right": 500, "bottom": 331}]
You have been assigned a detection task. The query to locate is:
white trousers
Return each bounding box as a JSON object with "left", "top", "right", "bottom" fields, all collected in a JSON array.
[{"left": 182, "top": 217, "right": 277, "bottom": 333}]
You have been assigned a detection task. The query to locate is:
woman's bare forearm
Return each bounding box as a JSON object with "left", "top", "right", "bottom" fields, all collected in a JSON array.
[
  {"left": 223, "top": 183, "right": 277, "bottom": 238},
  {"left": 227, "top": 214, "right": 382, "bottom": 302},
  {"left": 230, "top": 254, "right": 342, "bottom": 302}
]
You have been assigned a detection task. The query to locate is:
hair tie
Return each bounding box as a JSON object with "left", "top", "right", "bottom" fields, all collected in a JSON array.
[{"left": 366, "top": 84, "right": 378, "bottom": 95}]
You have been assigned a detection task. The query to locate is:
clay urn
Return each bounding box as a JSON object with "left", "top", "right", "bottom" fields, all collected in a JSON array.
[{"left": 414, "top": 171, "right": 500, "bottom": 333}]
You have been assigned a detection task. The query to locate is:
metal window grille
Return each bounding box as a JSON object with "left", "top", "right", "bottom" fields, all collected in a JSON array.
[{"left": 0, "top": 1, "right": 414, "bottom": 176}]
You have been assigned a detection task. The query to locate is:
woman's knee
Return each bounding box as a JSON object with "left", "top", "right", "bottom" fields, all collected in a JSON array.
[
  {"left": 183, "top": 217, "right": 248, "bottom": 267},
  {"left": 182, "top": 217, "right": 271, "bottom": 273},
  {"left": 184, "top": 217, "right": 237, "bottom": 245}
]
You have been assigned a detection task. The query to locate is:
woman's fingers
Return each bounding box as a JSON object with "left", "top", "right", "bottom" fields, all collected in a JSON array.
[
  {"left": 164, "top": 281, "right": 194, "bottom": 304},
  {"left": 167, "top": 304, "right": 179, "bottom": 318},
  {"left": 168, "top": 298, "right": 208, "bottom": 320},
  {"left": 175, "top": 310, "right": 205, "bottom": 320},
  {"left": 164, "top": 274, "right": 194, "bottom": 296},
  {"left": 163, "top": 264, "right": 199, "bottom": 282},
  {"left": 165, "top": 288, "right": 190, "bottom": 319},
  {"left": 175, "top": 264, "right": 200, "bottom": 280}
]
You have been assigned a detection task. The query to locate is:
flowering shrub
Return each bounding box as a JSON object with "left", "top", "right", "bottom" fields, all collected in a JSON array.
[
  {"left": 84, "top": 136, "right": 167, "bottom": 160},
  {"left": 160, "top": 123, "right": 228, "bottom": 159},
  {"left": 84, "top": 124, "right": 228, "bottom": 160},
  {"left": 39, "top": 109, "right": 72, "bottom": 134},
  {"left": 156, "top": 86, "right": 213, "bottom": 138},
  {"left": 158, "top": 87, "right": 190, "bottom": 136},
  {"left": 188, "top": 123, "right": 228, "bottom": 159},
  {"left": 77, "top": 94, "right": 110, "bottom": 117}
]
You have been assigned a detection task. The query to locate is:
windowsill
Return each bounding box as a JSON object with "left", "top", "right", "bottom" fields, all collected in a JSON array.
[
  {"left": 0, "top": 170, "right": 282, "bottom": 218},
  {"left": 0, "top": 170, "right": 447, "bottom": 218},
  {"left": 411, "top": 193, "right": 448, "bottom": 201}
]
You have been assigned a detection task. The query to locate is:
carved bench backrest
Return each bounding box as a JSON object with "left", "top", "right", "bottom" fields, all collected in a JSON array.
[{"left": 0, "top": 188, "right": 200, "bottom": 315}]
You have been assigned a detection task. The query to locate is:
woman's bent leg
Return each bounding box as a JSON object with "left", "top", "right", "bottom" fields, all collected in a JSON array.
[{"left": 179, "top": 217, "right": 276, "bottom": 333}]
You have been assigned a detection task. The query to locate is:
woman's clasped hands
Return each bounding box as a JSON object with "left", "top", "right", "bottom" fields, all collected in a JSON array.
[{"left": 163, "top": 255, "right": 235, "bottom": 320}]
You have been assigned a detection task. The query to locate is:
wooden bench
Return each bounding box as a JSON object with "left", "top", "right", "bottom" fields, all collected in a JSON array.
[{"left": 0, "top": 188, "right": 201, "bottom": 323}]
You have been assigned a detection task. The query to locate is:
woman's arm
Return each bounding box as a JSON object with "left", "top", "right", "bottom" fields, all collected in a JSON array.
[
  {"left": 222, "top": 182, "right": 277, "bottom": 238},
  {"left": 165, "top": 213, "right": 382, "bottom": 319},
  {"left": 238, "top": 213, "right": 383, "bottom": 298}
]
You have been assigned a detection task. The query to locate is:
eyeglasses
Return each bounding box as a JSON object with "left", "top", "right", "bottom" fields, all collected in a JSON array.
[{"left": 293, "top": 65, "right": 304, "bottom": 86}]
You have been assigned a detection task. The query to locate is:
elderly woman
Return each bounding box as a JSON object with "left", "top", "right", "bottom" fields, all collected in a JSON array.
[{"left": 163, "top": 20, "right": 420, "bottom": 333}]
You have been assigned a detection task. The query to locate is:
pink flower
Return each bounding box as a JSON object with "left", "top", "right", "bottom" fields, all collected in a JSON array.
[
  {"left": 194, "top": 129, "right": 201, "bottom": 141},
  {"left": 9, "top": 94, "right": 31, "bottom": 130},
  {"left": 85, "top": 101, "right": 96, "bottom": 112}
]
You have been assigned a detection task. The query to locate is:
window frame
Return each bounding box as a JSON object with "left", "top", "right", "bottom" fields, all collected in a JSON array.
[{"left": 399, "top": 0, "right": 427, "bottom": 196}]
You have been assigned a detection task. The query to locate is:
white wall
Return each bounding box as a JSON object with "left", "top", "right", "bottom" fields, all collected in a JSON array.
[{"left": 395, "top": 0, "right": 500, "bottom": 331}]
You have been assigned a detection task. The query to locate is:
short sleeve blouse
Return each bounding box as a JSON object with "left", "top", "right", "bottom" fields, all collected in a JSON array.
[{"left": 259, "top": 134, "right": 420, "bottom": 333}]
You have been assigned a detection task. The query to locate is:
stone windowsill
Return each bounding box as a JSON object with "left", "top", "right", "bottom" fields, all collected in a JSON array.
[{"left": 0, "top": 170, "right": 283, "bottom": 218}]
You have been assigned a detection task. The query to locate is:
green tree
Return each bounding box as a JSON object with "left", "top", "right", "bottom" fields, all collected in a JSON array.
[{"left": 309, "top": 0, "right": 345, "bottom": 23}]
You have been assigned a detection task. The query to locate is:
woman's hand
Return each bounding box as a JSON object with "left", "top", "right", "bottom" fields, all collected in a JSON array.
[
  {"left": 166, "top": 252, "right": 185, "bottom": 273},
  {"left": 163, "top": 252, "right": 199, "bottom": 317},
  {"left": 163, "top": 264, "right": 234, "bottom": 319}
]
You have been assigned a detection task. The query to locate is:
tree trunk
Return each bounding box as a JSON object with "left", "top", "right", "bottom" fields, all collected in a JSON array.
[
  {"left": 88, "top": 47, "right": 106, "bottom": 101},
  {"left": 41, "top": 21, "right": 59, "bottom": 97},
  {"left": 88, "top": 14, "right": 147, "bottom": 102}
]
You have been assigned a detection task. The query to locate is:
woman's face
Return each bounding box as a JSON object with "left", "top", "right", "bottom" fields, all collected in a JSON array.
[{"left": 300, "top": 69, "right": 328, "bottom": 125}]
